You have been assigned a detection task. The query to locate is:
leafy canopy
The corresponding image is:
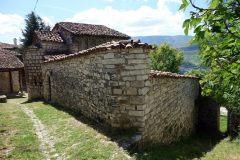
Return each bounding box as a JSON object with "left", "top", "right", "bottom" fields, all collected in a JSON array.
[
  {"left": 20, "top": 11, "right": 51, "bottom": 47},
  {"left": 179, "top": 0, "right": 240, "bottom": 115},
  {"left": 151, "top": 43, "right": 184, "bottom": 73}
]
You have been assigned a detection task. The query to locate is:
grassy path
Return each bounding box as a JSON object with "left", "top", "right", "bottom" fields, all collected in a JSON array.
[{"left": 1, "top": 97, "right": 132, "bottom": 160}]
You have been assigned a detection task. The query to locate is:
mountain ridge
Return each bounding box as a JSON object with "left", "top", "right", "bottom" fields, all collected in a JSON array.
[{"left": 131, "top": 35, "right": 194, "bottom": 47}]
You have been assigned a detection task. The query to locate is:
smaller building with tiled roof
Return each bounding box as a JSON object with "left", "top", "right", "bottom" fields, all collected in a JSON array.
[
  {"left": 32, "top": 22, "right": 130, "bottom": 55},
  {"left": 53, "top": 22, "right": 130, "bottom": 39}
]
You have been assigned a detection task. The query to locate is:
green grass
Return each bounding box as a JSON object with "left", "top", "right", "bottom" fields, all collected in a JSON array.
[
  {"left": 2, "top": 97, "right": 132, "bottom": 159},
  {"left": 220, "top": 116, "right": 228, "bottom": 132},
  {"left": 0, "top": 99, "right": 44, "bottom": 159},
  {"left": 1, "top": 97, "right": 239, "bottom": 160}
]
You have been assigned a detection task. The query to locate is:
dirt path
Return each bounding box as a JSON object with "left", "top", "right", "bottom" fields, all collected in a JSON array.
[{"left": 14, "top": 102, "right": 62, "bottom": 160}]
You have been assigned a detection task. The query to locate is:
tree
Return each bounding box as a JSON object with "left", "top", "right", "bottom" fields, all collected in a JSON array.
[
  {"left": 150, "top": 43, "right": 184, "bottom": 73},
  {"left": 20, "top": 11, "right": 51, "bottom": 47},
  {"left": 179, "top": 0, "right": 240, "bottom": 134},
  {"left": 184, "top": 69, "right": 207, "bottom": 81}
]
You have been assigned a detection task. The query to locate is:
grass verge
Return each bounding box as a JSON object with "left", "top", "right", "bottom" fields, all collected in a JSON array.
[{"left": 0, "top": 99, "right": 44, "bottom": 159}]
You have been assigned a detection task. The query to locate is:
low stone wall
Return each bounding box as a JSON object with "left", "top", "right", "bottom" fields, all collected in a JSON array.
[
  {"left": 142, "top": 76, "right": 199, "bottom": 144},
  {"left": 41, "top": 47, "right": 152, "bottom": 128}
]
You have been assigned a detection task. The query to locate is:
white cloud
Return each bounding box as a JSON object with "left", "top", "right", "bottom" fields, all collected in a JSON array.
[
  {"left": 105, "top": 0, "right": 114, "bottom": 1},
  {"left": 65, "top": 0, "right": 186, "bottom": 36},
  {"left": 42, "top": 16, "right": 53, "bottom": 26},
  {"left": 0, "top": 13, "right": 25, "bottom": 43},
  {"left": 0, "top": 13, "right": 24, "bottom": 35}
]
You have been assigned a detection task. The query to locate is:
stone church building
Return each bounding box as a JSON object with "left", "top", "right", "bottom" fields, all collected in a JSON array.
[{"left": 22, "top": 22, "right": 200, "bottom": 144}]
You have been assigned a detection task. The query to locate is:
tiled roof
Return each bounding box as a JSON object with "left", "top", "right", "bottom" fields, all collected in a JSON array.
[
  {"left": 0, "top": 50, "right": 24, "bottom": 69},
  {"left": 0, "top": 49, "right": 21, "bottom": 56},
  {"left": 35, "top": 31, "right": 64, "bottom": 42},
  {"left": 0, "top": 42, "right": 21, "bottom": 49},
  {"left": 42, "top": 39, "right": 152, "bottom": 63},
  {"left": 55, "top": 22, "right": 130, "bottom": 39},
  {"left": 43, "top": 54, "right": 67, "bottom": 61},
  {"left": 150, "top": 70, "right": 199, "bottom": 79}
]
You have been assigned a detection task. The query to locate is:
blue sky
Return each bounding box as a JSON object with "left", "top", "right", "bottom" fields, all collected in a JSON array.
[{"left": 0, "top": 0, "right": 208, "bottom": 44}]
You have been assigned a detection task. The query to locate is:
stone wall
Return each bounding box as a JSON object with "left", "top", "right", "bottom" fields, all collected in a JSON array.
[
  {"left": 0, "top": 72, "right": 10, "bottom": 94},
  {"left": 41, "top": 42, "right": 68, "bottom": 54},
  {"left": 142, "top": 76, "right": 199, "bottom": 144},
  {"left": 22, "top": 48, "right": 44, "bottom": 99},
  {"left": 41, "top": 47, "right": 199, "bottom": 144},
  {"left": 41, "top": 47, "right": 151, "bottom": 128},
  {"left": 0, "top": 71, "right": 20, "bottom": 94}
]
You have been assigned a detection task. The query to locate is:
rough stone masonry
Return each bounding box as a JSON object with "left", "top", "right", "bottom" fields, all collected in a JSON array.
[{"left": 22, "top": 40, "right": 200, "bottom": 144}]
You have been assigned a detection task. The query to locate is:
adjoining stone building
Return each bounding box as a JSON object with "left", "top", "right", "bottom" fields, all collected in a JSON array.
[
  {"left": 0, "top": 49, "right": 24, "bottom": 94},
  {"left": 22, "top": 22, "right": 200, "bottom": 144},
  {"left": 22, "top": 22, "right": 130, "bottom": 99}
]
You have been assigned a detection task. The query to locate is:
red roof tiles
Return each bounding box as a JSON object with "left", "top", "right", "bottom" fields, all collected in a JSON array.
[
  {"left": 42, "top": 39, "right": 152, "bottom": 63},
  {"left": 55, "top": 22, "right": 130, "bottom": 39},
  {"left": 0, "top": 42, "right": 20, "bottom": 50},
  {"left": 0, "top": 50, "right": 24, "bottom": 69},
  {"left": 35, "top": 31, "right": 64, "bottom": 42}
]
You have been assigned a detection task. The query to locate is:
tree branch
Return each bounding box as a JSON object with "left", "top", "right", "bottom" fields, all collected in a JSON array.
[
  {"left": 223, "top": 21, "right": 240, "bottom": 39},
  {"left": 189, "top": 0, "right": 240, "bottom": 11},
  {"left": 216, "top": 59, "right": 236, "bottom": 75}
]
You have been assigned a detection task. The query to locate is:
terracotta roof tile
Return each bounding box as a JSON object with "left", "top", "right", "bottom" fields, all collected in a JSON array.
[
  {"left": 43, "top": 54, "right": 67, "bottom": 61},
  {"left": 35, "top": 31, "right": 64, "bottom": 42},
  {"left": 0, "top": 50, "right": 24, "bottom": 69},
  {"left": 0, "top": 49, "right": 21, "bottom": 56},
  {"left": 150, "top": 70, "right": 199, "bottom": 79},
  {"left": 42, "top": 39, "right": 152, "bottom": 63},
  {"left": 0, "top": 42, "right": 21, "bottom": 49},
  {"left": 56, "top": 22, "right": 130, "bottom": 39}
]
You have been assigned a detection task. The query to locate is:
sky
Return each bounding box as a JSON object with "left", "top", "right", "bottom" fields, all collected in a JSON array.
[{"left": 0, "top": 0, "right": 208, "bottom": 44}]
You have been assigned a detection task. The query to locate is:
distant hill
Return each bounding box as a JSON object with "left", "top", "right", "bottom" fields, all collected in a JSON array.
[
  {"left": 131, "top": 35, "right": 202, "bottom": 73},
  {"left": 131, "top": 35, "right": 194, "bottom": 47}
]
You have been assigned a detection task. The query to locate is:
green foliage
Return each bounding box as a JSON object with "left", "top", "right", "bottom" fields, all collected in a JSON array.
[
  {"left": 184, "top": 69, "right": 207, "bottom": 80},
  {"left": 179, "top": 0, "right": 240, "bottom": 118},
  {"left": 151, "top": 43, "right": 184, "bottom": 73},
  {"left": 20, "top": 11, "right": 51, "bottom": 47}
]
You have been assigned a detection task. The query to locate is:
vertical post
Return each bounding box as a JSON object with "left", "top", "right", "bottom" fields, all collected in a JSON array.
[
  {"left": 19, "top": 69, "right": 23, "bottom": 93},
  {"left": 9, "top": 70, "right": 13, "bottom": 92}
]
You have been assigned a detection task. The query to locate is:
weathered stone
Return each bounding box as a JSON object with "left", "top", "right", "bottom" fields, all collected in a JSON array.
[
  {"left": 0, "top": 95, "right": 7, "bottom": 103},
  {"left": 129, "top": 96, "right": 145, "bottom": 104},
  {"left": 131, "top": 81, "right": 145, "bottom": 88},
  {"left": 104, "top": 53, "right": 114, "bottom": 59},
  {"left": 113, "top": 89, "right": 122, "bottom": 95},
  {"left": 138, "top": 87, "right": 149, "bottom": 95},
  {"left": 136, "top": 75, "right": 149, "bottom": 81},
  {"left": 129, "top": 110, "right": 144, "bottom": 117},
  {"left": 126, "top": 89, "right": 137, "bottom": 95},
  {"left": 122, "top": 76, "right": 136, "bottom": 81}
]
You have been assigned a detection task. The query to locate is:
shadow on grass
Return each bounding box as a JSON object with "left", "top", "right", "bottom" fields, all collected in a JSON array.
[
  {"left": 130, "top": 132, "right": 226, "bottom": 160},
  {"left": 21, "top": 98, "right": 135, "bottom": 145},
  {"left": 21, "top": 98, "right": 226, "bottom": 160}
]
